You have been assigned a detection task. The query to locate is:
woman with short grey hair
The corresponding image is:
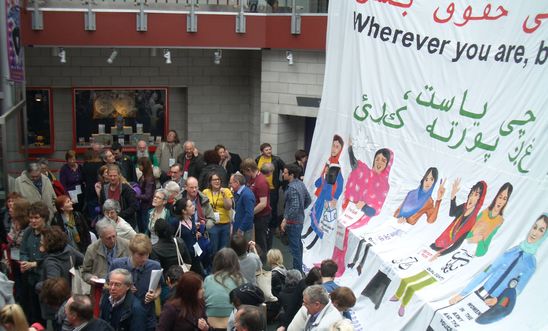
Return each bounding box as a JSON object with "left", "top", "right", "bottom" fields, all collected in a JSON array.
[
  {"left": 96, "top": 199, "right": 136, "bottom": 241},
  {"left": 146, "top": 188, "right": 171, "bottom": 244}
]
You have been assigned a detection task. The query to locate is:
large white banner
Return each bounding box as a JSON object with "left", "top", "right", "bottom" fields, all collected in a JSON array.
[{"left": 302, "top": 1, "right": 548, "bottom": 330}]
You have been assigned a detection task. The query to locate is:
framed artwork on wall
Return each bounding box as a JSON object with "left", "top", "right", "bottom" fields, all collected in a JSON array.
[
  {"left": 72, "top": 87, "right": 168, "bottom": 152},
  {"left": 26, "top": 88, "right": 54, "bottom": 154}
]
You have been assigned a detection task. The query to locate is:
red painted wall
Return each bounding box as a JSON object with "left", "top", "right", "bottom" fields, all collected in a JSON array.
[{"left": 21, "top": 11, "right": 327, "bottom": 50}]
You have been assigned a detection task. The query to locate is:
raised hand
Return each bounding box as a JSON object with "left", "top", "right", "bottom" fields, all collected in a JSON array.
[
  {"left": 450, "top": 178, "right": 461, "bottom": 200},
  {"left": 437, "top": 179, "right": 446, "bottom": 201}
]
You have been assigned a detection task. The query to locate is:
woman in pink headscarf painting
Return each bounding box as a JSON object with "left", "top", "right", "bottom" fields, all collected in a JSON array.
[{"left": 331, "top": 140, "right": 394, "bottom": 276}]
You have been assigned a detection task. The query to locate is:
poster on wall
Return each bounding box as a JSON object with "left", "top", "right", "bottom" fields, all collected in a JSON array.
[
  {"left": 5, "top": 0, "right": 24, "bottom": 82},
  {"left": 302, "top": 1, "right": 547, "bottom": 330}
]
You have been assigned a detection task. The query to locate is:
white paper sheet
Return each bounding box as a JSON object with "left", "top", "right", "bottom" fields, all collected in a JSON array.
[{"left": 148, "top": 269, "right": 163, "bottom": 291}]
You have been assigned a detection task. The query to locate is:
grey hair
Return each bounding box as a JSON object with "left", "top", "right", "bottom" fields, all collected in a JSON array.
[
  {"left": 96, "top": 222, "right": 116, "bottom": 237},
  {"left": 183, "top": 140, "right": 195, "bottom": 149},
  {"left": 154, "top": 188, "right": 169, "bottom": 201},
  {"left": 37, "top": 158, "right": 49, "bottom": 167},
  {"left": 163, "top": 181, "right": 181, "bottom": 199},
  {"left": 100, "top": 149, "right": 111, "bottom": 161},
  {"left": 285, "top": 269, "right": 303, "bottom": 287},
  {"left": 137, "top": 139, "right": 147, "bottom": 147},
  {"left": 27, "top": 162, "right": 41, "bottom": 173},
  {"left": 232, "top": 172, "right": 246, "bottom": 185},
  {"left": 108, "top": 268, "right": 132, "bottom": 286},
  {"left": 102, "top": 199, "right": 121, "bottom": 213},
  {"left": 303, "top": 285, "right": 329, "bottom": 305}
]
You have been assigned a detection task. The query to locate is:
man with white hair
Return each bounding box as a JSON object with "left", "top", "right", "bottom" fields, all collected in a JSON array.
[
  {"left": 133, "top": 139, "right": 159, "bottom": 167},
  {"left": 287, "top": 285, "right": 342, "bottom": 331},
  {"left": 176, "top": 140, "right": 205, "bottom": 180},
  {"left": 82, "top": 222, "right": 130, "bottom": 285}
]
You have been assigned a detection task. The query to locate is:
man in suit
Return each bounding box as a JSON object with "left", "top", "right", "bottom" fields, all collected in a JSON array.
[{"left": 64, "top": 294, "right": 114, "bottom": 331}]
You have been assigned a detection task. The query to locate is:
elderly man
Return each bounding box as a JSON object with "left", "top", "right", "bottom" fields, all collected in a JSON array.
[
  {"left": 181, "top": 177, "right": 216, "bottom": 229},
  {"left": 95, "top": 199, "right": 136, "bottom": 241},
  {"left": 108, "top": 234, "right": 163, "bottom": 331},
  {"left": 229, "top": 173, "right": 255, "bottom": 241},
  {"left": 176, "top": 140, "right": 205, "bottom": 180},
  {"left": 64, "top": 295, "right": 114, "bottom": 331},
  {"left": 235, "top": 305, "right": 266, "bottom": 331},
  {"left": 99, "top": 268, "right": 147, "bottom": 331},
  {"left": 82, "top": 222, "right": 130, "bottom": 284},
  {"left": 287, "top": 285, "right": 342, "bottom": 331},
  {"left": 133, "top": 139, "right": 159, "bottom": 167},
  {"left": 169, "top": 163, "right": 185, "bottom": 190},
  {"left": 97, "top": 164, "right": 138, "bottom": 227},
  {"left": 14, "top": 162, "right": 56, "bottom": 219}
]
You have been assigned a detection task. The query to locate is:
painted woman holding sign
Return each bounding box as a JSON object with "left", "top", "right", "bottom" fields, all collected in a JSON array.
[
  {"left": 389, "top": 180, "right": 486, "bottom": 317},
  {"left": 466, "top": 182, "right": 513, "bottom": 257},
  {"left": 302, "top": 135, "right": 344, "bottom": 248},
  {"left": 394, "top": 167, "right": 444, "bottom": 225},
  {"left": 449, "top": 214, "right": 547, "bottom": 324},
  {"left": 331, "top": 141, "right": 393, "bottom": 276}
]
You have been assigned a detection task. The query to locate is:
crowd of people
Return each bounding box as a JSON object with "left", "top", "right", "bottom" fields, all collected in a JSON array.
[{"left": 0, "top": 130, "right": 357, "bottom": 331}]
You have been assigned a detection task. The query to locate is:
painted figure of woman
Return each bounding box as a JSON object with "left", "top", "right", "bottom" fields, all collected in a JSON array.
[
  {"left": 346, "top": 168, "right": 445, "bottom": 275},
  {"left": 449, "top": 214, "right": 547, "bottom": 324},
  {"left": 430, "top": 180, "right": 487, "bottom": 260},
  {"left": 389, "top": 180, "right": 487, "bottom": 317},
  {"left": 331, "top": 143, "right": 393, "bottom": 276},
  {"left": 302, "top": 135, "right": 344, "bottom": 248},
  {"left": 394, "top": 167, "right": 445, "bottom": 225},
  {"left": 466, "top": 182, "right": 513, "bottom": 257}
]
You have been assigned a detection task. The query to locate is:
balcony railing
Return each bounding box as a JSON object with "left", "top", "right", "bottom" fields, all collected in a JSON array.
[{"left": 26, "top": 0, "right": 328, "bottom": 14}]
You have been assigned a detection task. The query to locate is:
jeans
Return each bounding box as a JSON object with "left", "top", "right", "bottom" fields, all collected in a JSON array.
[
  {"left": 286, "top": 223, "right": 304, "bottom": 272},
  {"left": 209, "top": 223, "right": 230, "bottom": 255}
]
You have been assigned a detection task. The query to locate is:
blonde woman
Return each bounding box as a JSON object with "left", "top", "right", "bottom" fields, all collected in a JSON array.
[{"left": 0, "top": 304, "right": 44, "bottom": 331}]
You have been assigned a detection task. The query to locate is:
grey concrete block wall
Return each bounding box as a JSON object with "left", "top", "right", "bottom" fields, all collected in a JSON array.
[
  {"left": 260, "top": 49, "right": 325, "bottom": 162},
  {"left": 22, "top": 47, "right": 326, "bottom": 170}
]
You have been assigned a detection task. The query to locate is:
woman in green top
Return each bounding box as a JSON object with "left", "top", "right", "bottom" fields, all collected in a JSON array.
[
  {"left": 204, "top": 248, "right": 245, "bottom": 330},
  {"left": 467, "top": 182, "right": 513, "bottom": 257}
]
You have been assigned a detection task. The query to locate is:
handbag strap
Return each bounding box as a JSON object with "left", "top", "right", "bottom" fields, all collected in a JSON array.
[{"left": 173, "top": 237, "right": 184, "bottom": 266}]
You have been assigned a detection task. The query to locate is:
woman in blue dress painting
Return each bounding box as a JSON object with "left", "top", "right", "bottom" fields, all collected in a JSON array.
[{"left": 449, "top": 213, "right": 547, "bottom": 324}]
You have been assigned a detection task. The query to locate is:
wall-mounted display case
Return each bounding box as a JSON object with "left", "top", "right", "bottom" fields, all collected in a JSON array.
[
  {"left": 72, "top": 87, "right": 168, "bottom": 152},
  {"left": 26, "top": 88, "right": 54, "bottom": 154}
]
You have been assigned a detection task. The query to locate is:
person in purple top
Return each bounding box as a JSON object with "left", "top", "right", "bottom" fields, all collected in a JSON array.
[{"left": 59, "top": 150, "right": 84, "bottom": 211}]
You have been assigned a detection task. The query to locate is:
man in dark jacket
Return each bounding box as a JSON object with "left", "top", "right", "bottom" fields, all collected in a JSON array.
[
  {"left": 111, "top": 142, "right": 137, "bottom": 183},
  {"left": 99, "top": 268, "right": 147, "bottom": 331},
  {"left": 215, "top": 144, "right": 242, "bottom": 178},
  {"left": 98, "top": 164, "right": 138, "bottom": 227},
  {"left": 176, "top": 140, "right": 205, "bottom": 180},
  {"left": 65, "top": 294, "right": 114, "bottom": 331}
]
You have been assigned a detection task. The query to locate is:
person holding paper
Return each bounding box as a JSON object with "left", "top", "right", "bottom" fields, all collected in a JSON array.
[
  {"left": 59, "top": 150, "right": 84, "bottom": 212},
  {"left": 108, "top": 234, "right": 162, "bottom": 331}
]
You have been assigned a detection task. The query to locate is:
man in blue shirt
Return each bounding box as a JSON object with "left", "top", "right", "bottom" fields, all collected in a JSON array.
[
  {"left": 230, "top": 172, "right": 256, "bottom": 241},
  {"left": 108, "top": 234, "right": 162, "bottom": 331},
  {"left": 280, "top": 163, "right": 312, "bottom": 271}
]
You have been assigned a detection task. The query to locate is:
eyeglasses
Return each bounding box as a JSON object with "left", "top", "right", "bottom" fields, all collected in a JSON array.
[{"left": 152, "top": 195, "right": 164, "bottom": 200}]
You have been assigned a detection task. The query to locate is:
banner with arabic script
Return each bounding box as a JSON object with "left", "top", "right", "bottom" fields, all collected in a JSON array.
[{"left": 302, "top": 1, "right": 547, "bottom": 330}]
